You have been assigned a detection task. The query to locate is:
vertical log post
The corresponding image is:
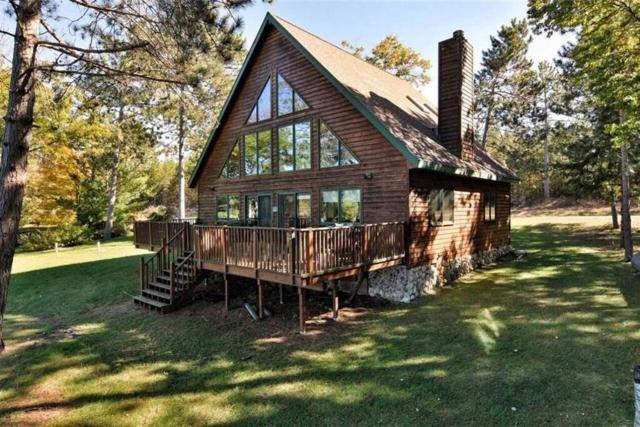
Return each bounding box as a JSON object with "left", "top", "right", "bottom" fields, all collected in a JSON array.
[
  {"left": 170, "top": 263, "right": 176, "bottom": 303},
  {"left": 332, "top": 281, "right": 339, "bottom": 320},
  {"left": 224, "top": 275, "right": 229, "bottom": 312},
  {"left": 279, "top": 284, "right": 284, "bottom": 305},
  {"left": 298, "top": 287, "right": 306, "bottom": 334},
  {"left": 257, "top": 279, "right": 264, "bottom": 319},
  {"left": 139, "top": 257, "right": 144, "bottom": 292}
]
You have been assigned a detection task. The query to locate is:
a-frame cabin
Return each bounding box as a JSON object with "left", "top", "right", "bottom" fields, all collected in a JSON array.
[{"left": 133, "top": 14, "right": 516, "bottom": 330}]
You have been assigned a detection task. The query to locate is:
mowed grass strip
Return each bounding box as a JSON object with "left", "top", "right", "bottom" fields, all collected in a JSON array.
[{"left": 1, "top": 219, "right": 639, "bottom": 426}]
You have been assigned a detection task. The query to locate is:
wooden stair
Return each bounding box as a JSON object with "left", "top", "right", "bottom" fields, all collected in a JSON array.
[{"left": 134, "top": 224, "right": 201, "bottom": 312}]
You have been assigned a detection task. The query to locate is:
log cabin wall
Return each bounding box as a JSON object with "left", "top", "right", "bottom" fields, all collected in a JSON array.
[
  {"left": 407, "top": 169, "right": 511, "bottom": 268},
  {"left": 196, "top": 26, "right": 411, "bottom": 226}
]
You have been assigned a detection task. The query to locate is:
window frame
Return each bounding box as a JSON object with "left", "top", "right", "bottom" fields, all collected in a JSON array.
[
  {"left": 276, "top": 72, "right": 309, "bottom": 118},
  {"left": 483, "top": 191, "right": 497, "bottom": 223},
  {"left": 218, "top": 140, "right": 241, "bottom": 180},
  {"left": 216, "top": 194, "right": 240, "bottom": 223},
  {"left": 320, "top": 187, "right": 362, "bottom": 225},
  {"left": 278, "top": 191, "right": 312, "bottom": 227},
  {"left": 243, "top": 128, "right": 272, "bottom": 176},
  {"left": 428, "top": 188, "right": 454, "bottom": 227},
  {"left": 277, "top": 120, "right": 312, "bottom": 173},
  {"left": 318, "top": 121, "right": 360, "bottom": 169},
  {"left": 246, "top": 76, "right": 272, "bottom": 125}
]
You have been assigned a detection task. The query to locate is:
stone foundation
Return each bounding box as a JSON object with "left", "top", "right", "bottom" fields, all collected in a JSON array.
[{"left": 368, "top": 245, "right": 512, "bottom": 303}]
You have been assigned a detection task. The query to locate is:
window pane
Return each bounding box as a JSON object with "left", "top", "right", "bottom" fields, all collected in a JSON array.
[
  {"left": 257, "top": 78, "right": 271, "bottom": 121},
  {"left": 277, "top": 74, "right": 293, "bottom": 116},
  {"left": 297, "top": 193, "right": 311, "bottom": 220},
  {"left": 247, "top": 105, "right": 257, "bottom": 124},
  {"left": 295, "top": 121, "right": 311, "bottom": 170},
  {"left": 443, "top": 190, "right": 454, "bottom": 223},
  {"left": 321, "top": 190, "right": 339, "bottom": 223},
  {"left": 320, "top": 122, "right": 339, "bottom": 168},
  {"left": 216, "top": 196, "right": 228, "bottom": 220},
  {"left": 228, "top": 195, "right": 240, "bottom": 220},
  {"left": 294, "top": 92, "right": 308, "bottom": 111},
  {"left": 246, "top": 195, "right": 258, "bottom": 220},
  {"left": 224, "top": 142, "right": 240, "bottom": 178},
  {"left": 341, "top": 189, "right": 361, "bottom": 223},
  {"left": 340, "top": 143, "right": 359, "bottom": 166},
  {"left": 278, "top": 125, "right": 294, "bottom": 172},
  {"left": 257, "top": 129, "right": 271, "bottom": 174},
  {"left": 244, "top": 133, "right": 257, "bottom": 175}
]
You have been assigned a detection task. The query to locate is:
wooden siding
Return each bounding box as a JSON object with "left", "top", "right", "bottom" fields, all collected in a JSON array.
[
  {"left": 407, "top": 170, "right": 511, "bottom": 268},
  {"left": 196, "top": 26, "right": 410, "bottom": 226}
]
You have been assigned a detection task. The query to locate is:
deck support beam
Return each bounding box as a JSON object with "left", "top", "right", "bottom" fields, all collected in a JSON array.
[
  {"left": 279, "top": 284, "right": 284, "bottom": 305},
  {"left": 332, "top": 282, "right": 339, "bottom": 320},
  {"left": 224, "top": 275, "right": 229, "bottom": 312},
  {"left": 298, "top": 287, "right": 306, "bottom": 334},
  {"left": 257, "top": 280, "right": 264, "bottom": 319}
]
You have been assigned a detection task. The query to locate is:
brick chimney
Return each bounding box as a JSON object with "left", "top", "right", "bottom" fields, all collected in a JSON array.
[{"left": 438, "top": 30, "right": 474, "bottom": 162}]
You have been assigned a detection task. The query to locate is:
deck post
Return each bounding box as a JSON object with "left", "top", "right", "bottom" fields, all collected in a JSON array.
[
  {"left": 139, "top": 257, "right": 144, "bottom": 291},
  {"left": 332, "top": 281, "right": 339, "bottom": 320},
  {"left": 224, "top": 276, "right": 229, "bottom": 312},
  {"left": 170, "top": 263, "right": 176, "bottom": 303},
  {"left": 148, "top": 221, "right": 152, "bottom": 247},
  {"left": 257, "top": 279, "right": 264, "bottom": 319},
  {"left": 279, "top": 284, "right": 284, "bottom": 305},
  {"left": 298, "top": 287, "right": 306, "bottom": 334}
]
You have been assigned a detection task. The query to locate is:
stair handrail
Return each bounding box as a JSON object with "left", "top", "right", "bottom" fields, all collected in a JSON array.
[{"left": 139, "top": 223, "right": 189, "bottom": 294}]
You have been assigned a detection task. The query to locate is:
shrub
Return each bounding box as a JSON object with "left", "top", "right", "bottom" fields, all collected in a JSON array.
[{"left": 19, "top": 224, "right": 92, "bottom": 252}]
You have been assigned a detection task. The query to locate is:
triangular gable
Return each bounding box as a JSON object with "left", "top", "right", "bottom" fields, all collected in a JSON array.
[
  {"left": 188, "top": 12, "right": 418, "bottom": 188},
  {"left": 188, "top": 13, "right": 516, "bottom": 188}
]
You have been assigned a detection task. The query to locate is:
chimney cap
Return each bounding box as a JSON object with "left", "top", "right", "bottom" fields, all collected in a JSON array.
[{"left": 453, "top": 30, "right": 464, "bottom": 38}]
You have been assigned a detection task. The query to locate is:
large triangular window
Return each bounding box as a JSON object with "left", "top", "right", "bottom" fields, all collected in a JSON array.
[
  {"left": 247, "top": 77, "right": 271, "bottom": 124},
  {"left": 319, "top": 121, "right": 359, "bottom": 168},
  {"left": 277, "top": 73, "right": 308, "bottom": 117},
  {"left": 219, "top": 140, "right": 240, "bottom": 179}
]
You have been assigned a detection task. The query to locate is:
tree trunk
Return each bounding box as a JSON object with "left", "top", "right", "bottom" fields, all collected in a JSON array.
[
  {"left": 543, "top": 87, "right": 551, "bottom": 200},
  {"left": 177, "top": 103, "right": 186, "bottom": 220},
  {"left": 103, "top": 105, "right": 124, "bottom": 240},
  {"left": 103, "top": 150, "right": 120, "bottom": 239},
  {"left": 0, "top": 0, "right": 41, "bottom": 353},
  {"left": 619, "top": 112, "right": 634, "bottom": 261},
  {"left": 611, "top": 196, "right": 620, "bottom": 230},
  {"left": 480, "top": 103, "right": 493, "bottom": 150}
]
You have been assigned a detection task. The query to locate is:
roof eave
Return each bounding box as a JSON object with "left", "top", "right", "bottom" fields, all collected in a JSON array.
[{"left": 415, "top": 159, "right": 518, "bottom": 183}]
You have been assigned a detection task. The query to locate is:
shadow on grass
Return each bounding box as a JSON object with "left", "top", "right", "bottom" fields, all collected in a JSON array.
[{"left": 1, "top": 223, "right": 639, "bottom": 425}]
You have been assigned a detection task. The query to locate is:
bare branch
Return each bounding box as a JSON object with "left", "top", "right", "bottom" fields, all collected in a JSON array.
[{"left": 37, "top": 40, "right": 150, "bottom": 54}]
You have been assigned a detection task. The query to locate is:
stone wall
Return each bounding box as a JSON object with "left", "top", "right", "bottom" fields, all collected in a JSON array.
[{"left": 368, "top": 245, "right": 512, "bottom": 303}]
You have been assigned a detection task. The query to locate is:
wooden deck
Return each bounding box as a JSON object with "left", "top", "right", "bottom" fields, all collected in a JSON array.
[
  {"left": 133, "top": 220, "right": 405, "bottom": 332},
  {"left": 134, "top": 221, "right": 406, "bottom": 288}
]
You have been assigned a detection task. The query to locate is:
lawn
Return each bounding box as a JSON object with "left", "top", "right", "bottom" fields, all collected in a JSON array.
[{"left": 1, "top": 218, "right": 639, "bottom": 426}]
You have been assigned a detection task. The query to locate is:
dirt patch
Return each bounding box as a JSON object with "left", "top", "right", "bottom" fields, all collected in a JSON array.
[{"left": 172, "top": 278, "right": 389, "bottom": 341}]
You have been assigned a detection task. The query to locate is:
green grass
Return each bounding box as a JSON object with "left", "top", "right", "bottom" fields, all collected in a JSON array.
[{"left": 1, "top": 219, "right": 639, "bottom": 425}]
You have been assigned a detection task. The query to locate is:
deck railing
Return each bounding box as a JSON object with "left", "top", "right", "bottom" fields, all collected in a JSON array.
[{"left": 134, "top": 221, "right": 405, "bottom": 280}]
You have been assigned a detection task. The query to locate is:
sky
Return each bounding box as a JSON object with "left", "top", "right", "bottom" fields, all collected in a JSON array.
[
  {"left": 0, "top": 0, "right": 569, "bottom": 104},
  {"left": 236, "top": 0, "right": 569, "bottom": 102}
]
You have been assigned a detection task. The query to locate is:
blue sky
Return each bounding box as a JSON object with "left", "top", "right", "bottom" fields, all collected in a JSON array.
[
  {"left": 0, "top": 0, "right": 568, "bottom": 103},
  {"left": 238, "top": 0, "right": 568, "bottom": 101}
]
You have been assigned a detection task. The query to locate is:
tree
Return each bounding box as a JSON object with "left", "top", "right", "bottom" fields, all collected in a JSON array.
[
  {"left": 529, "top": 0, "right": 640, "bottom": 260},
  {"left": 0, "top": 0, "right": 258, "bottom": 352},
  {"left": 475, "top": 19, "right": 536, "bottom": 149},
  {"left": 341, "top": 35, "right": 431, "bottom": 86},
  {"left": 532, "top": 61, "right": 566, "bottom": 200}
]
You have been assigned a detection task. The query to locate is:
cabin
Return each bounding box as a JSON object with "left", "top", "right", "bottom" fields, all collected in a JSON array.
[{"left": 132, "top": 13, "right": 516, "bottom": 332}]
